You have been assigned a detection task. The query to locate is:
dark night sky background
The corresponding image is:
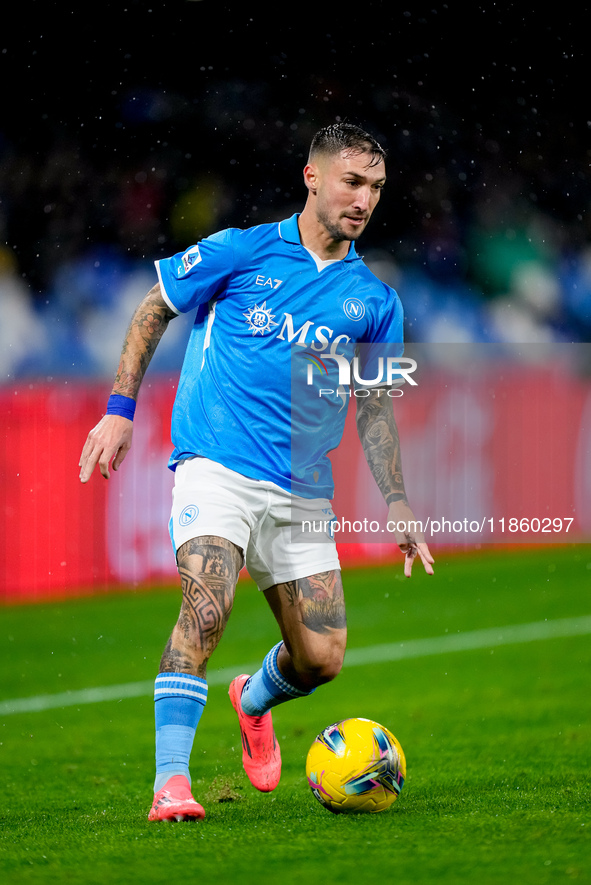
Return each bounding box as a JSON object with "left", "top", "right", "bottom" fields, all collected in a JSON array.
[
  {"left": 6, "top": 3, "right": 587, "bottom": 143},
  {"left": 1, "top": 2, "right": 590, "bottom": 317}
]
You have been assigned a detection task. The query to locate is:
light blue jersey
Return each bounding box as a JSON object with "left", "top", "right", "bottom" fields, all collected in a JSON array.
[{"left": 155, "top": 214, "right": 403, "bottom": 498}]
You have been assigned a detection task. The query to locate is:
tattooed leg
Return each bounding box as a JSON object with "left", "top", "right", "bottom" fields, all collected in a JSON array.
[
  {"left": 264, "top": 570, "right": 347, "bottom": 691},
  {"left": 159, "top": 535, "right": 243, "bottom": 678}
]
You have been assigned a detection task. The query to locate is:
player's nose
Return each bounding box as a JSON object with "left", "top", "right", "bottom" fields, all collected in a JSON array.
[{"left": 352, "top": 187, "right": 371, "bottom": 211}]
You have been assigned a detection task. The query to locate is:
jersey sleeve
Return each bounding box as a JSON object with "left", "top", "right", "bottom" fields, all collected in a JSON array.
[
  {"left": 355, "top": 283, "right": 405, "bottom": 388},
  {"left": 154, "top": 228, "right": 235, "bottom": 314}
]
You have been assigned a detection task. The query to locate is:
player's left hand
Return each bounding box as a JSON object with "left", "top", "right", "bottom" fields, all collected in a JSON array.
[{"left": 387, "top": 500, "right": 435, "bottom": 577}]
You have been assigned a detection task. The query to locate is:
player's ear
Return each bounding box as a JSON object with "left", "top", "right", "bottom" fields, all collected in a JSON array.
[{"left": 303, "top": 162, "right": 320, "bottom": 195}]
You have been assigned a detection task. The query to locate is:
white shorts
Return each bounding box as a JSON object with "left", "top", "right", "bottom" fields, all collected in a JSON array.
[{"left": 169, "top": 457, "right": 340, "bottom": 591}]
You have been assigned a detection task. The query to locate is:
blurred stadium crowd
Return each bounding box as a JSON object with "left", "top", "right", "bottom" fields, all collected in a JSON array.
[{"left": 1, "top": 75, "right": 591, "bottom": 381}]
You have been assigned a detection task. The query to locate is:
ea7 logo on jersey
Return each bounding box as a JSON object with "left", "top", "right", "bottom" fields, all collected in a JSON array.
[
  {"left": 179, "top": 245, "right": 202, "bottom": 274},
  {"left": 255, "top": 274, "right": 283, "bottom": 290}
]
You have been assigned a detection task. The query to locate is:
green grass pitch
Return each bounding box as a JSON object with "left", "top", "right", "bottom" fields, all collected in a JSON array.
[{"left": 1, "top": 546, "right": 590, "bottom": 884}]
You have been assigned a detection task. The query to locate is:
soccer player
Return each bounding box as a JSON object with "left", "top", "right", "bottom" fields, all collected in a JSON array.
[{"left": 79, "top": 123, "right": 434, "bottom": 822}]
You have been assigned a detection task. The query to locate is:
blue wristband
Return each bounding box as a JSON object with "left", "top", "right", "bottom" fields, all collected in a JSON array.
[{"left": 106, "top": 394, "right": 136, "bottom": 421}]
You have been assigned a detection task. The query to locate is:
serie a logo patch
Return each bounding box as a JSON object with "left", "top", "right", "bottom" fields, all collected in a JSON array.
[{"left": 179, "top": 245, "right": 202, "bottom": 274}]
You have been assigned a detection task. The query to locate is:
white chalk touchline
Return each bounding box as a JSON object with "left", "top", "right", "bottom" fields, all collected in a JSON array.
[{"left": 1, "top": 614, "right": 590, "bottom": 717}]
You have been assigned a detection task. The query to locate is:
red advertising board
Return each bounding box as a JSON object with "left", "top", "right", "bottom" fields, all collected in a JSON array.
[{"left": 2, "top": 358, "right": 590, "bottom": 602}]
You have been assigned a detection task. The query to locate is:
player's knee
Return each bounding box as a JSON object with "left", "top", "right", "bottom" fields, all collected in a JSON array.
[
  {"left": 293, "top": 637, "right": 346, "bottom": 688},
  {"left": 315, "top": 649, "right": 345, "bottom": 685}
]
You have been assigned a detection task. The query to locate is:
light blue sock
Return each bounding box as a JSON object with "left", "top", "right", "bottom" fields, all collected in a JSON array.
[
  {"left": 240, "top": 641, "right": 315, "bottom": 716},
  {"left": 154, "top": 672, "right": 207, "bottom": 792}
]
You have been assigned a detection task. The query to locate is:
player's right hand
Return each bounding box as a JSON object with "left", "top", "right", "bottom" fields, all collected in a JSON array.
[{"left": 79, "top": 414, "right": 133, "bottom": 482}]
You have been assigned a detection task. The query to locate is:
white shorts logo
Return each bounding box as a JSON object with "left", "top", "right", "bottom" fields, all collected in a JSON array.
[{"left": 179, "top": 504, "right": 199, "bottom": 526}]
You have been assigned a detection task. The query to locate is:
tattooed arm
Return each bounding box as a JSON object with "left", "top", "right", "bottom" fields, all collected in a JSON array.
[
  {"left": 356, "top": 390, "right": 434, "bottom": 576},
  {"left": 79, "top": 283, "right": 177, "bottom": 482},
  {"left": 110, "top": 283, "right": 177, "bottom": 400}
]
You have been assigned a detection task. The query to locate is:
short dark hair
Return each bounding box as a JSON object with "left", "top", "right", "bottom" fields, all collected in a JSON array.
[{"left": 309, "top": 122, "right": 386, "bottom": 167}]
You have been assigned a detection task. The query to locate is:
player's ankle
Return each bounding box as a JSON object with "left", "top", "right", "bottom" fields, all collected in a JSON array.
[{"left": 154, "top": 769, "right": 191, "bottom": 793}]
